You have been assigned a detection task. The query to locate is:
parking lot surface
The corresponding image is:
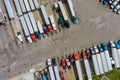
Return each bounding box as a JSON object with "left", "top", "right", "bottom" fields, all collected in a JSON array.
[{"left": 0, "top": 0, "right": 120, "bottom": 80}]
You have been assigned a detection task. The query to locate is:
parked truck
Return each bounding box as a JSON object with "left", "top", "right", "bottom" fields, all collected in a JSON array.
[
  {"left": 58, "top": 1, "right": 70, "bottom": 28},
  {"left": 66, "top": 0, "right": 78, "bottom": 24},
  {"left": 109, "top": 41, "right": 120, "bottom": 68},
  {"left": 82, "top": 50, "right": 92, "bottom": 80},
  {"left": 47, "top": 59, "right": 56, "bottom": 80},
  {"left": 49, "top": 15, "right": 57, "bottom": 31},
  {"left": 23, "top": 0, "right": 31, "bottom": 12},
  {"left": 28, "top": 0, "right": 35, "bottom": 11},
  {"left": 13, "top": 0, "right": 23, "bottom": 17},
  {"left": 19, "top": 16, "right": 32, "bottom": 43},
  {"left": 19, "top": 0, "right": 27, "bottom": 13},
  {"left": 114, "top": 41, "right": 120, "bottom": 67},
  {"left": 40, "top": 5, "right": 53, "bottom": 32},
  {"left": 4, "top": 0, "right": 15, "bottom": 19},
  {"left": 0, "top": 7, "right": 5, "bottom": 24},
  {"left": 52, "top": 58, "right": 61, "bottom": 80},
  {"left": 94, "top": 46, "right": 104, "bottom": 74},
  {"left": 36, "top": 20, "right": 44, "bottom": 34},
  {"left": 97, "top": 44, "right": 109, "bottom": 72},
  {"left": 28, "top": 12, "right": 41, "bottom": 39},
  {"left": 101, "top": 43, "right": 113, "bottom": 71},
  {"left": 73, "top": 52, "right": 83, "bottom": 80},
  {"left": 89, "top": 47, "right": 100, "bottom": 75},
  {"left": 24, "top": 14, "right": 37, "bottom": 42}
]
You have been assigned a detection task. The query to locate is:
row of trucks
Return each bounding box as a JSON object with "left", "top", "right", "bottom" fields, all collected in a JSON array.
[
  {"left": 4, "top": 0, "right": 39, "bottom": 19},
  {"left": 100, "top": 0, "right": 120, "bottom": 14},
  {"left": 33, "top": 40, "right": 120, "bottom": 80}
]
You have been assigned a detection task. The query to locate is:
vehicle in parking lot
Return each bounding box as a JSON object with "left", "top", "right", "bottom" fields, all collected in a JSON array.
[
  {"left": 73, "top": 52, "right": 83, "bottom": 80},
  {"left": 69, "top": 53, "right": 74, "bottom": 63},
  {"left": 109, "top": 41, "right": 120, "bottom": 68},
  {"left": 101, "top": 43, "right": 113, "bottom": 71},
  {"left": 59, "top": 70, "right": 64, "bottom": 79},
  {"left": 113, "top": 4, "right": 120, "bottom": 12},
  {"left": 43, "top": 27, "right": 49, "bottom": 35},
  {"left": 110, "top": 0, "right": 119, "bottom": 9},
  {"left": 109, "top": 0, "right": 115, "bottom": 4},
  {"left": 94, "top": 46, "right": 104, "bottom": 74},
  {"left": 47, "top": 59, "right": 55, "bottom": 80},
  {"left": 81, "top": 50, "right": 92, "bottom": 80},
  {"left": 61, "top": 58, "right": 67, "bottom": 67},
  {"left": 66, "top": 58, "right": 71, "bottom": 68},
  {"left": 90, "top": 47, "right": 100, "bottom": 75}
]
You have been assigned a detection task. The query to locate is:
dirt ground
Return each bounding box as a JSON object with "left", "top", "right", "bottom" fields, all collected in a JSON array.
[{"left": 0, "top": 0, "right": 120, "bottom": 80}]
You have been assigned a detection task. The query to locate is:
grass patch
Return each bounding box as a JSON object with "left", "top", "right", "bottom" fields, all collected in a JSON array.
[{"left": 92, "top": 69, "right": 120, "bottom": 80}]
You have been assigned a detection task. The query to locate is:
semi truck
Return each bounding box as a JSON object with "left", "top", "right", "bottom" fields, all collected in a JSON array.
[
  {"left": 66, "top": 0, "right": 78, "bottom": 24},
  {"left": 94, "top": 46, "right": 104, "bottom": 74},
  {"left": 47, "top": 59, "right": 56, "bottom": 80},
  {"left": 28, "top": 12, "right": 41, "bottom": 39},
  {"left": 101, "top": 43, "right": 113, "bottom": 71},
  {"left": 0, "top": 7, "right": 5, "bottom": 24},
  {"left": 49, "top": 15, "right": 57, "bottom": 31},
  {"left": 40, "top": 5, "right": 53, "bottom": 32},
  {"left": 24, "top": 14, "right": 37, "bottom": 42},
  {"left": 33, "top": 0, "right": 39, "bottom": 9},
  {"left": 19, "top": 16, "right": 32, "bottom": 43},
  {"left": 58, "top": 1, "right": 70, "bottom": 28},
  {"left": 13, "top": 0, "right": 23, "bottom": 17},
  {"left": 117, "top": 41, "right": 120, "bottom": 64},
  {"left": 23, "top": 0, "right": 31, "bottom": 12},
  {"left": 109, "top": 41, "right": 120, "bottom": 68},
  {"left": 97, "top": 44, "right": 108, "bottom": 72},
  {"left": 52, "top": 58, "right": 61, "bottom": 80},
  {"left": 89, "top": 47, "right": 100, "bottom": 75},
  {"left": 36, "top": 20, "right": 44, "bottom": 34},
  {"left": 73, "top": 52, "right": 83, "bottom": 80},
  {"left": 28, "top": 0, "right": 35, "bottom": 11},
  {"left": 4, "top": 0, "right": 15, "bottom": 19},
  {"left": 82, "top": 50, "right": 92, "bottom": 80},
  {"left": 19, "top": 0, "right": 27, "bottom": 13}
]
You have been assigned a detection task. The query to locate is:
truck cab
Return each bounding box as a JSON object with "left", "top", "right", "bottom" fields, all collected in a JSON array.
[
  {"left": 72, "top": 16, "right": 78, "bottom": 24},
  {"left": 110, "top": 0, "right": 119, "bottom": 9},
  {"left": 113, "top": 3, "right": 120, "bottom": 12}
]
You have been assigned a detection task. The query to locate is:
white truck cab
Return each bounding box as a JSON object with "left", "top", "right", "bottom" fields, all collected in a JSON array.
[{"left": 114, "top": 4, "right": 120, "bottom": 12}]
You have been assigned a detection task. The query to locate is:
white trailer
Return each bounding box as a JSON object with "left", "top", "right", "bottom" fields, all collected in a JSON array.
[
  {"left": 58, "top": 1, "right": 68, "bottom": 21},
  {"left": 90, "top": 48, "right": 100, "bottom": 75},
  {"left": 19, "top": 16, "right": 32, "bottom": 43},
  {"left": 109, "top": 41, "right": 120, "bottom": 68},
  {"left": 75, "top": 60, "right": 83, "bottom": 80},
  {"left": 24, "top": 14, "right": 34, "bottom": 34},
  {"left": 23, "top": 0, "right": 31, "bottom": 12},
  {"left": 101, "top": 43, "right": 113, "bottom": 71},
  {"left": 40, "top": 5, "right": 50, "bottom": 25},
  {"left": 28, "top": 0, "right": 35, "bottom": 11},
  {"left": 0, "top": 7, "right": 5, "bottom": 24},
  {"left": 117, "top": 42, "right": 120, "bottom": 65},
  {"left": 66, "top": 0, "right": 78, "bottom": 24},
  {"left": 49, "top": 15, "right": 57, "bottom": 31},
  {"left": 48, "top": 66, "right": 55, "bottom": 80},
  {"left": 84, "top": 59, "right": 92, "bottom": 80},
  {"left": 100, "top": 52, "right": 108, "bottom": 72},
  {"left": 94, "top": 46, "right": 104, "bottom": 74},
  {"left": 19, "top": 0, "right": 27, "bottom": 13},
  {"left": 33, "top": 0, "right": 39, "bottom": 9},
  {"left": 36, "top": 20, "right": 44, "bottom": 34},
  {"left": 53, "top": 66, "right": 61, "bottom": 80},
  {"left": 14, "top": 0, "right": 23, "bottom": 17},
  {"left": 4, "top": 0, "right": 15, "bottom": 19},
  {"left": 28, "top": 12, "right": 38, "bottom": 32}
]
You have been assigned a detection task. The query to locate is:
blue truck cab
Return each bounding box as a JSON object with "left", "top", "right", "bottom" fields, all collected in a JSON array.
[
  {"left": 72, "top": 16, "right": 78, "bottom": 24},
  {"left": 103, "top": 0, "right": 109, "bottom": 5},
  {"left": 42, "top": 75, "right": 47, "bottom": 80},
  {"left": 35, "top": 32, "right": 41, "bottom": 39},
  {"left": 101, "top": 43, "right": 108, "bottom": 50},
  {"left": 114, "top": 41, "right": 120, "bottom": 49},
  {"left": 97, "top": 44, "right": 104, "bottom": 52}
]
